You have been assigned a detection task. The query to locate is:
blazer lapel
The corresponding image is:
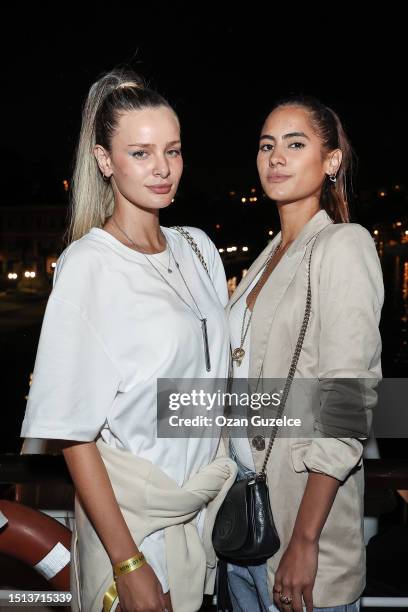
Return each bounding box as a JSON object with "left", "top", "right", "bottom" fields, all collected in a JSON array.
[
  {"left": 248, "top": 210, "right": 333, "bottom": 379},
  {"left": 227, "top": 233, "right": 282, "bottom": 314},
  {"left": 248, "top": 249, "right": 304, "bottom": 379}
]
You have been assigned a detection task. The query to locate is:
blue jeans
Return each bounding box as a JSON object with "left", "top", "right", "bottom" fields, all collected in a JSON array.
[{"left": 227, "top": 442, "right": 360, "bottom": 612}]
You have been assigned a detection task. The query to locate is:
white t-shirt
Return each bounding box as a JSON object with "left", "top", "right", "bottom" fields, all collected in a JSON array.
[{"left": 21, "top": 225, "right": 230, "bottom": 592}]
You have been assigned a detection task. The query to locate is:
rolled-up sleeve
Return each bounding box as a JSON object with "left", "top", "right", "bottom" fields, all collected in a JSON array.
[
  {"left": 303, "top": 224, "right": 384, "bottom": 481},
  {"left": 21, "top": 296, "right": 122, "bottom": 441}
]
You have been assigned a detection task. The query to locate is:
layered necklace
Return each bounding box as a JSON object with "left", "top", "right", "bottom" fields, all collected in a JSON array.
[
  {"left": 110, "top": 218, "right": 211, "bottom": 372},
  {"left": 149, "top": 243, "right": 174, "bottom": 274},
  {"left": 232, "top": 241, "right": 282, "bottom": 366}
]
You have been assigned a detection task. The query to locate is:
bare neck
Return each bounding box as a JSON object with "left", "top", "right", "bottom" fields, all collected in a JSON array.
[
  {"left": 105, "top": 198, "right": 165, "bottom": 253},
  {"left": 277, "top": 200, "right": 321, "bottom": 248}
]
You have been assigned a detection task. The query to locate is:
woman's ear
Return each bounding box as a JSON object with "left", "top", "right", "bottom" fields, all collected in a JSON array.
[
  {"left": 325, "top": 149, "right": 342, "bottom": 178},
  {"left": 94, "top": 145, "right": 112, "bottom": 180}
]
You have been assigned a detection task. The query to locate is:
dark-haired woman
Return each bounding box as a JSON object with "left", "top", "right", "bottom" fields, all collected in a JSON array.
[{"left": 227, "top": 96, "right": 384, "bottom": 612}]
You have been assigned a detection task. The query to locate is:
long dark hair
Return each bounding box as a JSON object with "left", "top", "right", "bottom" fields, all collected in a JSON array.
[{"left": 270, "top": 95, "right": 353, "bottom": 223}]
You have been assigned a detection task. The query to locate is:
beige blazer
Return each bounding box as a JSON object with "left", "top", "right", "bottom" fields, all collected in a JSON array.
[{"left": 227, "top": 209, "right": 384, "bottom": 607}]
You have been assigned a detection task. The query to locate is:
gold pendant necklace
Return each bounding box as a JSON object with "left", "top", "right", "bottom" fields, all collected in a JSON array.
[
  {"left": 232, "top": 305, "right": 252, "bottom": 365},
  {"left": 232, "top": 241, "right": 282, "bottom": 366}
]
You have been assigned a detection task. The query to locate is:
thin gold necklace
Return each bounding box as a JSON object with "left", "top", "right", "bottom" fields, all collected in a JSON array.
[{"left": 232, "top": 241, "right": 282, "bottom": 366}]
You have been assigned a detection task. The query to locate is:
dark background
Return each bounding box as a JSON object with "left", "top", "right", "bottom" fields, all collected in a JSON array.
[
  {"left": 1, "top": 5, "right": 407, "bottom": 227},
  {"left": 1, "top": 5, "right": 407, "bottom": 448},
  {"left": 0, "top": 6, "right": 407, "bottom": 604}
]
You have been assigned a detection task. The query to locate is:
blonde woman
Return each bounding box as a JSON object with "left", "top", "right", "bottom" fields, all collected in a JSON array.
[{"left": 21, "top": 69, "right": 236, "bottom": 612}]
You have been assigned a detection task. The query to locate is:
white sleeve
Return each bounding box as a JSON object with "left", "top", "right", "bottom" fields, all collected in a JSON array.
[{"left": 21, "top": 295, "right": 122, "bottom": 441}]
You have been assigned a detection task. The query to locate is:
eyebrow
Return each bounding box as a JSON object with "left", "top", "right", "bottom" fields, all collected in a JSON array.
[
  {"left": 259, "top": 132, "right": 310, "bottom": 141},
  {"left": 127, "top": 140, "right": 181, "bottom": 147}
]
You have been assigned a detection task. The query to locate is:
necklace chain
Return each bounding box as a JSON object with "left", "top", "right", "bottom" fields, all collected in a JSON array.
[
  {"left": 167, "top": 242, "right": 204, "bottom": 319},
  {"left": 110, "top": 217, "right": 165, "bottom": 254},
  {"left": 233, "top": 241, "right": 282, "bottom": 366},
  {"left": 150, "top": 249, "right": 174, "bottom": 274},
  {"left": 110, "top": 217, "right": 203, "bottom": 319},
  {"left": 111, "top": 217, "right": 175, "bottom": 272},
  {"left": 109, "top": 217, "right": 211, "bottom": 371}
]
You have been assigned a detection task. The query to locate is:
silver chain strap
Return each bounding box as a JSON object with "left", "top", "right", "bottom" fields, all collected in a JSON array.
[
  {"left": 172, "top": 226, "right": 211, "bottom": 278},
  {"left": 174, "top": 223, "right": 326, "bottom": 475},
  {"left": 259, "top": 227, "right": 326, "bottom": 476}
]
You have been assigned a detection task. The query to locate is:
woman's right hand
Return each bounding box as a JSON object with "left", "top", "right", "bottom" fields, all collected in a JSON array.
[
  {"left": 61, "top": 443, "right": 169, "bottom": 610},
  {"left": 115, "top": 563, "right": 167, "bottom": 612}
]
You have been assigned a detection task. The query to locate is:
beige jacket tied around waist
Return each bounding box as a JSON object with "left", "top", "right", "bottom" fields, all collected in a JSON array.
[
  {"left": 227, "top": 210, "right": 384, "bottom": 607},
  {"left": 70, "top": 438, "right": 237, "bottom": 612}
]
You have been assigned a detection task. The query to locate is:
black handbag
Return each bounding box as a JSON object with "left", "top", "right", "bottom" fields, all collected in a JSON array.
[
  {"left": 212, "top": 231, "right": 323, "bottom": 564},
  {"left": 212, "top": 471, "right": 280, "bottom": 563}
]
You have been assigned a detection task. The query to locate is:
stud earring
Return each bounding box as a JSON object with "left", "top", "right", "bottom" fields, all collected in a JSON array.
[{"left": 329, "top": 174, "right": 337, "bottom": 183}]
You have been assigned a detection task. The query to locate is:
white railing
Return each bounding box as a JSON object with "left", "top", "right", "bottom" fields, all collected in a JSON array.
[{"left": 362, "top": 597, "right": 408, "bottom": 608}]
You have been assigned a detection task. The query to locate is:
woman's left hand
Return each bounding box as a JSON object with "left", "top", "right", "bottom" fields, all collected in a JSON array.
[{"left": 273, "top": 536, "right": 318, "bottom": 612}]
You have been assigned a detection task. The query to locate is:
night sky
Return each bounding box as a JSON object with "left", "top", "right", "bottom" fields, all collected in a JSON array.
[
  {"left": 2, "top": 6, "right": 407, "bottom": 239},
  {"left": 1, "top": 7, "right": 408, "bottom": 452}
]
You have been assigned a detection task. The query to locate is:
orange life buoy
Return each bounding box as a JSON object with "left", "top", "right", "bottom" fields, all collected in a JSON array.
[{"left": 0, "top": 499, "right": 71, "bottom": 590}]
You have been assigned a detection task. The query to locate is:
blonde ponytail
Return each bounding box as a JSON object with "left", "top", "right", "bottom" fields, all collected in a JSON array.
[{"left": 67, "top": 69, "right": 173, "bottom": 243}]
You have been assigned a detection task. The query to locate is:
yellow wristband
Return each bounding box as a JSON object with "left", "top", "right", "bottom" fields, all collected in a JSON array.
[
  {"left": 113, "top": 553, "right": 146, "bottom": 578},
  {"left": 103, "top": 581, "right": 118, "bottom": 612}
]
